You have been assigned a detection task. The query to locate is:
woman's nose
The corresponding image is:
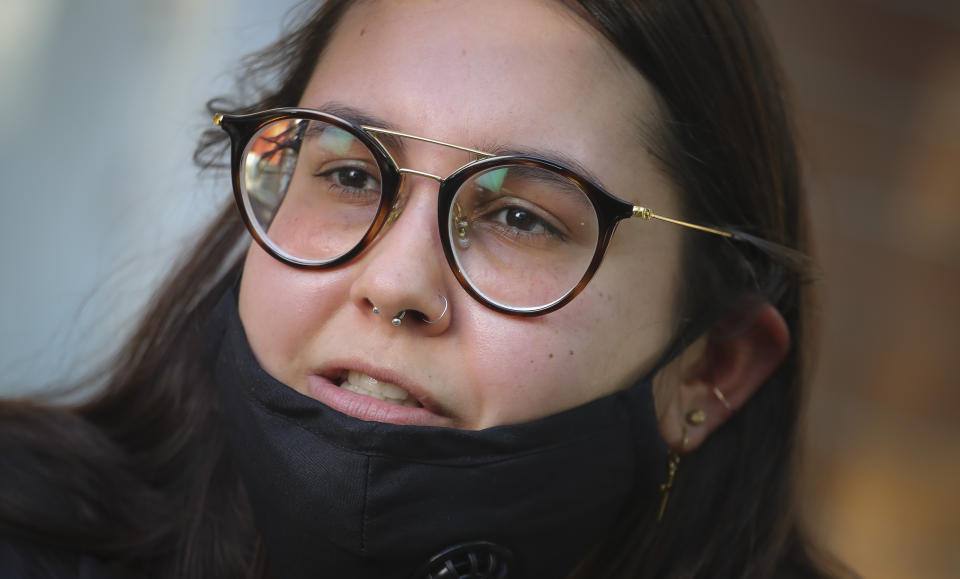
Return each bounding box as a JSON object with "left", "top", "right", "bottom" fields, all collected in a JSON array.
[{"left": 347, "top": 177, "right": 454, "bottom": 333}]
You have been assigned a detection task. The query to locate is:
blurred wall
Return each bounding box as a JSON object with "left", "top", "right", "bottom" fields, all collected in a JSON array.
[
  {"left": 0, "top": 0, "right": 300, "bottom": 393},
  {"left": 759, "top": 1, "right": 960, "bottom": 578}
]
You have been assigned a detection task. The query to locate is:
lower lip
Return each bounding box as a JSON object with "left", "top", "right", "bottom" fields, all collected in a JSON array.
[{"left": 307, "top": 375, "right": 453, "bottom": 427}]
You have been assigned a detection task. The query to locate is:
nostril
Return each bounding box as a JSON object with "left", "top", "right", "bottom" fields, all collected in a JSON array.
[
  {"left": 390, "top": 308, "right": 443, "bottom": 327},
  {"left": 379, "top": 295, "right": 447, "bottom": 328}
]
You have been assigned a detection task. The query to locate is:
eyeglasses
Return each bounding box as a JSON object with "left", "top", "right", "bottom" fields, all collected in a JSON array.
[{"left": 215, "top": 107, "right": 735, "bottom": 316}]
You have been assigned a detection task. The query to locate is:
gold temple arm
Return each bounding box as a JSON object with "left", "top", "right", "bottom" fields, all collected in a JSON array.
[{"left": 633, "top": 206, "right": 734, "bottom": 239}]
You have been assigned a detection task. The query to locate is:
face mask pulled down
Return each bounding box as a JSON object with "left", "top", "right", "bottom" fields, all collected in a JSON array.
[{"left": 209, "top": 290, "right": 668, "bottom": 579}]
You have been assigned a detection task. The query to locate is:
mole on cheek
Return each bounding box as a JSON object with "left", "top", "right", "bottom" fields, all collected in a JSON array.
[
  {"left": 569, "top": 350, "right": 574, "bottom": 356},
  {"left": 548, "top": 353, "right": 554, "bottom": 359}
]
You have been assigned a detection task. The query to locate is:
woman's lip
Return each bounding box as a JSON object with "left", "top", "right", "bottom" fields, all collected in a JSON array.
[
  {"left": 307, "top": 373, "right": 454, "bottom": 427},
  {"left": 318, "top": 361, "right": 442, "bottom": 411}
]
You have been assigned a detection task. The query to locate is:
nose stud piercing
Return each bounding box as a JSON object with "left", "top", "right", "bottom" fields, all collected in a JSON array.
[
  {"left": 372, "top": 303, "right": 381, "bottom": 315},
  {"left": 392, "top": 311, "right": 406, "bottom": 326}
]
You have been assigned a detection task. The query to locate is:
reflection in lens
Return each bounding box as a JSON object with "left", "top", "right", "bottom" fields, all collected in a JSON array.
[
  {"left": 450, "top": 164, "right": 599, "bottom": 310},
  {"left": 240, "top": 118, "right": 384, "bottom": 262}
]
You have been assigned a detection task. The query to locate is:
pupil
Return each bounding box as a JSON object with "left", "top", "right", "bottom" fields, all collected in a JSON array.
[
  {"left": 506, "top": 208, "right": 535, "bottom": 230},
  {"left": 340, "top": 168, "right": 367, "bottom": 188}
]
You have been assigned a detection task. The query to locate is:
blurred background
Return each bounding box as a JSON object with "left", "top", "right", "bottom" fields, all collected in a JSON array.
[
  {"left": 0, "top": 0, "right": 301, "bottom": 391},
  {"left": 759, "top": 2, "right": 960, "bottom": 578},
  {"left": 1, "top": 1, "right": 957, "bottom": 577}
]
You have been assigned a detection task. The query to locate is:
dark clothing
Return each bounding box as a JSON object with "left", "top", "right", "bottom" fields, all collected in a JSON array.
[{"left": 0, "top": 537, "right": 125, "bottom": 579}]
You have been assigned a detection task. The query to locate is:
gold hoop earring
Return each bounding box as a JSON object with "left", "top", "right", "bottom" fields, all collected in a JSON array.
[{"left": 713, "top": 387, "right": 733, "bottom": 411}]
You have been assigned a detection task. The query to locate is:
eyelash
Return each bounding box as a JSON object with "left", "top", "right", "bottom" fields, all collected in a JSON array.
[
  {"left": 313, "top": 166, "right": 381, "bottom": 199},
  {"left": 474, "top": 198, "right": 569, "bottom": 243}
]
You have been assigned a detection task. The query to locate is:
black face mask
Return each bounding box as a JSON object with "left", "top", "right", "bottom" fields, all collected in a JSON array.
[{"left": 209, "top": 290, "right": 668, "bottom": 579}]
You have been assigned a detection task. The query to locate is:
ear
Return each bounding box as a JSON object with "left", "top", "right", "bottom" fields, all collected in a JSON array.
[{"left": 656, "top": 301, "right": 790, "bottom": 452}]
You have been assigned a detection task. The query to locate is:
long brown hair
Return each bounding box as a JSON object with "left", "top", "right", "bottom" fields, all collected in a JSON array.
[
  {"left": 1, "top": 1, "right": 841, "bottom": 577},
  {"left": 572, "top": 1, "right": 823, "bottom": 577}
]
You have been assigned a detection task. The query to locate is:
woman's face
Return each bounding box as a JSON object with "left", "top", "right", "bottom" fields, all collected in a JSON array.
[{"left": 238, "top": 0, "right": 684, "bottom": 430}]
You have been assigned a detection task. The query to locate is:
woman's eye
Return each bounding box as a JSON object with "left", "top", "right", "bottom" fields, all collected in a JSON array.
[
  {"left": 499, "top": 207, "right": 545, "bottom": 232},
  {"left": 487, "top": 204, "right": 566, "bottom": 241},
  {"left": 332, "top": 167, "right": 377, "bottom": 190},
  {"left": 314, "top": 165, "right": 380, "bottom": 196}
]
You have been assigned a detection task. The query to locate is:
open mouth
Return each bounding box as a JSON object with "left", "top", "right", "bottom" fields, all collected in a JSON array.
[
  {"left": 308, "top": 366, "right": 453, "bottom": 427},
  {"left": 336, "top": 370, "right": 424, "bottom": 408}
]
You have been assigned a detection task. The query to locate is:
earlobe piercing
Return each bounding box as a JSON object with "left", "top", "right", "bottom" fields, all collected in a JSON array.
[
  {"left": 421, "top": 294, "right": 449, "bottom": 324},
  {"left": 685, "top": 409, "right": 706, "bottom": 426},
  {"left": 713, "top": 387, "right": 733, "bottom": 411}
]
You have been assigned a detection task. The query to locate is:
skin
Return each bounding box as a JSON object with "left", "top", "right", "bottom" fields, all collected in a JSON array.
[{"left": 238, "top": 0, "right": 778, "bottom": 433}]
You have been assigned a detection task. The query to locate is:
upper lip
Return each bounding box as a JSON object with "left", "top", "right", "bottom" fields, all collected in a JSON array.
[{"left": 317, "top": 359, "right": 448, "bottom": 416}]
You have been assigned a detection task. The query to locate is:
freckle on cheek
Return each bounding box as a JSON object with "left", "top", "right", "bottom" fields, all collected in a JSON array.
[
  {"left": 548, "top": 353, "right": 554, "bottom": 359},
  {"left": 569, "top": 350, "right": 574, "bottom": 356}
]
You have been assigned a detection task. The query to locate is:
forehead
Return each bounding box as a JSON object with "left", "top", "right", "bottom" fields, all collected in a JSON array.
[{"left": 302, "top": 0, "right": 658, "bottom": 196}]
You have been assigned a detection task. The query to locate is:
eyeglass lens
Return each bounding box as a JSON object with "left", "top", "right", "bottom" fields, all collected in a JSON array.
[{"left": 240, "top": 116, "right": 601, "bottom": 311}]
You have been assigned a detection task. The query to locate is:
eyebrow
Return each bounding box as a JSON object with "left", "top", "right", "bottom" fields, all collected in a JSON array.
[
  {"left": 482, "top": 143, "right": 609, "bottom": 191},
  {"left": 502, "top": 165, "right": 596, "bottom": 206},
  {"left": 317, "top": 102, "right": 406, "bottom": 152},
  {"left": 310, "top": 101, "right": 613, "bottom": 192}
]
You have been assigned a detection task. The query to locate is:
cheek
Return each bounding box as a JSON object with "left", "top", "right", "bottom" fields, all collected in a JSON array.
[
  {"left": 458, "top": 288, "right": 667, "bottom": 426},
  {"left": 237, "top": 245, "right": 348, "bottom": 381},
  {"left": 458, "top": 314, "right": 596, "bottom": 425},
  {"left": 550, "top": 247, "right": 681, "bottom": 394},
  {"left": 454, "top": 226, "right": 682, "bottom": 426}
]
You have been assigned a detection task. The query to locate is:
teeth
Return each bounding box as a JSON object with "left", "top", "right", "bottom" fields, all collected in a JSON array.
[
  {"left": 340, "top": 371, "right": 423, "bottom": 408},
  {"left": 347, "top": 371, "right": 407, "bottom": 397}
]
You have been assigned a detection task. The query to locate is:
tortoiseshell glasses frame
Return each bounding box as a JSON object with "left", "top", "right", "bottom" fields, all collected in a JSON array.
[{"left": 215, "top": 107, "right": 735, "bottom": 316}]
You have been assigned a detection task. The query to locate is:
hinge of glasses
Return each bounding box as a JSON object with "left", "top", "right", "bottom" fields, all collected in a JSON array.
[{"left": 632, "top": 206, "right": 652, "bottom": 220}]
